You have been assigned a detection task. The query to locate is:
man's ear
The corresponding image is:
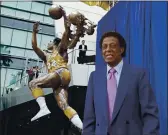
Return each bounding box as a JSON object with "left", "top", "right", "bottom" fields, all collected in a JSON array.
[{"left": 120, "top": 47, "right": 124, "bottom": 55}]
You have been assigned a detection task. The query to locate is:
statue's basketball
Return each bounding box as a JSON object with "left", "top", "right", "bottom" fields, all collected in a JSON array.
[{"left": 48, "top": 5, "right": 62, "bottom": 20}]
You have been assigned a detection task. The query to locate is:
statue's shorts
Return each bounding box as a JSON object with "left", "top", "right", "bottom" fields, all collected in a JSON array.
[{"left": 55, "top": 68, "right": 71, "bottom": 86}]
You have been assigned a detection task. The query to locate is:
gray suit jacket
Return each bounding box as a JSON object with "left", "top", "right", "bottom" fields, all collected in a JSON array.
[{"left": 83, "top": 62, "right": 160, "bottom": 135}]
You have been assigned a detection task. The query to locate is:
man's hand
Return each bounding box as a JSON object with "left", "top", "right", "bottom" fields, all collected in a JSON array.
[{"left": 33, "top": 22, "right": 41, "bottom": 33}]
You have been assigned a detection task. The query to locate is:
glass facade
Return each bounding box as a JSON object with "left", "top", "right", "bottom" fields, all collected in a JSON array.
[{"left": 0, "top": 1, "right": 55, "bottom": 94}]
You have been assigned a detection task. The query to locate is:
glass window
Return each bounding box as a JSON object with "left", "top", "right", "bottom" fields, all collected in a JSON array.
[
  {"left": 0, "top": 27, "right": 13, "bottom": 45},
  {"left": 41, "top": 25, "right": 55, "bottom": 35},
  {"left": 13, "top": 19, "right": 29, "bottom": 31},
  {"left": 1, "top": 55, "right": 13, "bottom": 68},
  {"left": 41, "top": 35, "right": 54, "bottom": 50},
  {"left": 0, "top": 68, "right": 7, "bottom": 88},
  {"left": 43, "top": 16, "right": 54, "bottom": 25},
  {"left": 1, "top": 2, "right": 17, "bottom": 8},
  {"left": 31, "top": 2, "right": 45, "bottom": 14},
  {"left": 11, "top": 30, "right": 27, "bottom": 47},
  {"left": 0, "top": 45, "right": 11, "bottom": 54},
  {"left": 1, "top": 7, "right": 16, "bottom": 16},
  {"left": 5, "top": 69, "right": 22, "bottom": 87},
  {"left": 44, "top": 1, "right": 53, "bottom": 4},
  {"left": 1, "top": 17, "right": 14, "bottom": 27},
  {"left": 16, "top": 2, "right": 32, "bottom": 11},
  {"left": 24, "top": 50, "right": 39, "bottom": 59},
  {"left": 30, "top": 14, "right": 44, "bottom": 22},
  {"left": 44, "top": 5, "right": 50, "bottom": 15},
  {"left": 26, "top": 32, "right": 42, "bottom": 49},
  {"left": 15, "top": 11, "right": 30, "bottom": 20},
  {"left": 7, "top": 57, "right": 25, "bottom": 70},
  {"left": 10, "top": 48, "right": 25, "bottom": 57}
]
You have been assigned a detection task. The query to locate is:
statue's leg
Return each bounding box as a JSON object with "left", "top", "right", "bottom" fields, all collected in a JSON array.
[
  {"left": 53, "top": 68, "right": 83, "bottom": 130},
  {"left": 28, "top": 72, "right": 61, "bottom": 121},
  {"left": 54, "top": 87, "right": 83, "bottom": 130}
]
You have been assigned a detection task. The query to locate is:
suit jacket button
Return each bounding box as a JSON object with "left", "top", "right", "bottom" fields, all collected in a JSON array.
[{"left": 97, "top": 123, "right": 99, "bottom": 126}]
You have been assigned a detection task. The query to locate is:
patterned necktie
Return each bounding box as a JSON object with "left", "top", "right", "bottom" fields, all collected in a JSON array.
[{"left": 107, "top": 68, "right": 117, "bottom": 122}]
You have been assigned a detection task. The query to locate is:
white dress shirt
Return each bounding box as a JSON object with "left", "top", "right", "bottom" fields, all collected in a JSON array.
[
  {"left": 107, "top": 59, "right": 123, "bottom": 87},
  {"left": 81, "top": 44, "right": 86, "bottom": 50}
]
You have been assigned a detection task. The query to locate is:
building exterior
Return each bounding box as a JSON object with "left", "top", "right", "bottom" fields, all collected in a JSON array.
[{"left": 0, "top": 1, "right": 55, "bottom": 95}]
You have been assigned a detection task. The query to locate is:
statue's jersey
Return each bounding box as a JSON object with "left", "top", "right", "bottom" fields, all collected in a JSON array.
[{"left": 46, "top": 50, "right": 68, "bottom": 73}]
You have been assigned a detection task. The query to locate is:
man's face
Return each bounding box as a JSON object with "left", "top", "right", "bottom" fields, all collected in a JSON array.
[
  {"left": 82, "top": 40, "right": 85, "bottom": 44},
  {"left": 47, "top": 41, "right": 54, "bottom": 50},
  {"left": 102, "top": 36, "right": 124, "bottom": 66}
]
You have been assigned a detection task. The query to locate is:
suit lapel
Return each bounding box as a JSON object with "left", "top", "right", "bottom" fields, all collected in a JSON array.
[
  {"left": 95, "top": 63, "right": 109, "bottom": 123},
  {"left": 111, "top": 62, "right": 130, "bottom": 124}
]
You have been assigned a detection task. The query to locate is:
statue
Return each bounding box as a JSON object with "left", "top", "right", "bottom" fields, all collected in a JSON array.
[
  {"left": 28, "top": 5, "right": 96, "bottom": 131},
  {"left": 49, "top": 5, "right": 97, "bottom": 41}
]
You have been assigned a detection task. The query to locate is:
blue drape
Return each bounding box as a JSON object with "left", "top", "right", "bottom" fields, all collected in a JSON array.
[{"left": 96, "top": 1, "right": 168, "bottom": 134}]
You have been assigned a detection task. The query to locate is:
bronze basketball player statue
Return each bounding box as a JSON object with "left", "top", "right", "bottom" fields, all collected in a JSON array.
[{"left": 28, "top": 5, "right": 96, "bottom": 130}]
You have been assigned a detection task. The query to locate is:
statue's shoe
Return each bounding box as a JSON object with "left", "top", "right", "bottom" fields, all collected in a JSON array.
[{"left": 31, "top": 107, "right": 51, "bottom": 121}]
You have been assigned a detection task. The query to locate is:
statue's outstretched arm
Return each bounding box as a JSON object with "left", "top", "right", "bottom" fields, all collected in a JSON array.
[
  {"left": 59, "top": 6, "right": 71, "bottom": 49},
  {"left": 68, "top": 25, "right": 85, "bottom": 49},
  {"left": 32, "top": 22, "right": 46, "bottom": 62},
  {"left": 68, "top": 35, "right": 80, "bottom": 49}
]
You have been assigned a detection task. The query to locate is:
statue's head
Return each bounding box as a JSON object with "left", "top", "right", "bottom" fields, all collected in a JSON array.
[
  {"left": 68, "top": 12, "right": 85, "bottom": 26},
  {"left": 47, "top": 37, "right": 61, "bottom": 50}
]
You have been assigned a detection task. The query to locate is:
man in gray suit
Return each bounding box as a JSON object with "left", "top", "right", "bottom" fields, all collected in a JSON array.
[{"left": 82, "top": 31, "right": 160, "bottom": 135}]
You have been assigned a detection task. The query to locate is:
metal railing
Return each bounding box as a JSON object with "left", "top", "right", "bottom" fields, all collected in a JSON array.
[
  {"left": 69, "top": 48, "right": 95, "bottom": 64},
  {"left": 2, "top": 49, "right": 95, "bottom": 95}
]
